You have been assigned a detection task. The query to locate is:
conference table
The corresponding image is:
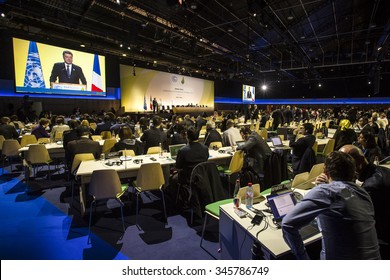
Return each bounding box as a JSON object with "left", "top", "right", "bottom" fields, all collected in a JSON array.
[
  {"left": 219, "top": 189, "right": 322, "bottom": 260},
  {"left": 75, "top": 147, "right": 234, "bottom": 215},
  {"left": 19, "top": 142, "right": 66, "bottom": 158}
]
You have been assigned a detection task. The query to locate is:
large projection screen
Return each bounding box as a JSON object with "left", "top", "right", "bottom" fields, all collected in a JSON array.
[
  {"left": 13, "top": 38, "right": 106, "bottom": 97},
  {"left": 120, "top": 65, "right": 214, "bottom": 112}
]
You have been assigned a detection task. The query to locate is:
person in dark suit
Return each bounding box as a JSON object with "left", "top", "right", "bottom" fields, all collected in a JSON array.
[
  {"left": 31, "top": 118, "right": 50, "bottom": 139},
  {"left": 237, "top": 126, "right": 272, "bottom": 179},
  {"left": 203, "top": 120, "right": 222, "bottom": 148},
  {"left": 63, "top": 119, "right": 80, "bottom": 168},
  {"left": 95, "top": 115, "right": 113, "bottom": 136},
  {"left": 49, "top": 50, "right": 87, "bottom": 86},
  {"left": 140, "top": 116, "right": 167, "bottom": 154},
  {"left": 0, "top": 117, "right": 20, "bottom": 139},
  {"left": 289, "top": 123, "right": 316, "bottom": 175},
  {"left": 271, "top": 107, "right": 284, "bottom": 131},
  {"left": 112, "top": 126, "right": 142, "bottom": 155},
  {"left": 152, "top": 98, "right": 158, "bottom": 114},
  {"left": 66, "top": 125, "right": 101, "bottom": 166},
  {"left": 175, "top": 126, "right": 209, "bottom": 185}
]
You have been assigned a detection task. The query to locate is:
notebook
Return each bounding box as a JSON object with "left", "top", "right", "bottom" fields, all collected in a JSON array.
[
  {"left": 169, "top": 144, "right": 186, "bottom": 159},
  {"left": 266, "top": 191, "right": 320, "bottom": 240},
  {"left": 270, "top": 136, "right": 290, "bottom": 149}
]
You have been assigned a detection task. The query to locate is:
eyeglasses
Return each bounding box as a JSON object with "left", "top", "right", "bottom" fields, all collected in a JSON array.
[{"left": 133, "top": 159, "right": 143, "bottom": 164}]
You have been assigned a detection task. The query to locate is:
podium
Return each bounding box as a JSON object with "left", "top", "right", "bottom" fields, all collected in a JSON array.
[{"left": 51, "top": 82, "right": 87, "bottom": 91}]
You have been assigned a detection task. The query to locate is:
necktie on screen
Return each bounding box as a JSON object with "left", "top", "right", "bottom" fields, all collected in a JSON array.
[{"left": 66, "top": 65, "right": 71, "bottom": 78}]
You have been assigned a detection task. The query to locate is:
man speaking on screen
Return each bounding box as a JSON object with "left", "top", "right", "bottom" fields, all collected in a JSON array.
[{"left": 50, "top": 50, "right": 87, "bottom": 86}]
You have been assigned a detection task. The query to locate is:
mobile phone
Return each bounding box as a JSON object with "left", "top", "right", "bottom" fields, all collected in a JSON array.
[
  {"left": 234, "top": 207, "right": 247, "bottom": 218},
  {"left": 251, "top": 214, "right": 263, "bottom": 225}
]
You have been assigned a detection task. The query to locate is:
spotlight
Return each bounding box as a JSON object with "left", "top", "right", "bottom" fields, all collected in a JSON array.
[
  {"left": 318, "top": 83, "right": 322, "bottom": 87},
  {"left": 1, "top": 13, "right": 5, "bottom": 18},
  {"left": 261, "top": 84, "right": 267, "bottom": 91}
]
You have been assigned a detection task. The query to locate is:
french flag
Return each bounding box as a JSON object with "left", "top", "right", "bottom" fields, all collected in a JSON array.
[{"left": 91, "top": 54, "right": 103, "bottom": 92}]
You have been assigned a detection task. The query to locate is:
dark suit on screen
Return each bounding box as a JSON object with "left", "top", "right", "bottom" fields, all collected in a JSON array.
[{"left": 50, "top": 63, "right": 87, "bottom": 85}]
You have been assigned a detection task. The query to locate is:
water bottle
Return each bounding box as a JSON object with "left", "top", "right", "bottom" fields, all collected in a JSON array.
[
  {"left": 246, "top": 182, "right": 254, "bottom": 209},
  {"left": 233, "top": 179, "right": 240, "bottom": 198},
  {"left": 159, "top": 142, "right": 163, "bottom": 157}
]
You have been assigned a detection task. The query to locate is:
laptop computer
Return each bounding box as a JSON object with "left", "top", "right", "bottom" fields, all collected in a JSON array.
[
  {"left": 236, "top": 141, "right": 245, "bottom": 148},
  {"left": 169, "top": 144, "right": 186, "bottom": 159},
  {"left": 266, "top": 191, "right": 320, "bottom": 240},
  {"left": 270, "top": 136, "right": 290, "bottom": 149}
]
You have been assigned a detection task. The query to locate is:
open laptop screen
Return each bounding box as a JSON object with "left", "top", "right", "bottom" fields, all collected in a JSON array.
[
  {"left": 236, "top": 141, "right": 245, "bottom": 148},
  {"left": 271, "top": 136, "right": 283, "bottom": 146},
  {"left": 267, "top": 192, "right": 296, "bottom": 221},
  {"left": 169, "top": 144, "right": 186, "bottom": 159}
]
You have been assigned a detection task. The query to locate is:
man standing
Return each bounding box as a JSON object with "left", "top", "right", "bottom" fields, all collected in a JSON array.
[
  {"left": 152, "top": 98, "right": 158, "bottom": 114},
  {"left": 282, "top": 151, "right": 380, "bottom": 260},
  {"left": 50, "top": 50, "right": 87, "bottom": 86}
]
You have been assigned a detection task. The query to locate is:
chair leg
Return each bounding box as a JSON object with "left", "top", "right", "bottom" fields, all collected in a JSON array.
[
  {"left": 47, "top": 163, "right": 51, "bottom": 180},
  {"left": 117, "top": 199, "right": 125, "bottom": 233},
  {"left": 70, "top": 180, "right": 74, "bottom": 206},
  {"left": 135, "top": 192, "right": 140, "bottom": 230},
  {"left": 175, "top": 183, "right": 182, "bottom": 204},
  {"left": 200, "top": 213, "right": 208, "bottom": 248},
  {"left": 88, "top": 200, "right": 96, "bottom": 244},
  {"left": 227, "top": 174, "right": 231, "bottom": 196},
  {"left": 199, "top": 213, "right": 217, "bottom": 260},
  {"left": 161, "top": 189, "right": 167, "bottom": 224}
]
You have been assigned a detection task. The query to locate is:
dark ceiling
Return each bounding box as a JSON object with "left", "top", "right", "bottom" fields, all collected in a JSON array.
[{"left": 1, "top": 0, "right": 390, "bottom": 87}]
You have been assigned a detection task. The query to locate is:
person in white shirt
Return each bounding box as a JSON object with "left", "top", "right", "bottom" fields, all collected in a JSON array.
[{"left": 222, "top": 119, "right": 243, "bottom": 147}]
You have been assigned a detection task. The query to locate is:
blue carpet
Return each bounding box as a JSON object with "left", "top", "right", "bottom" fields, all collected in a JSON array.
[
  {"left": 0, "top": 169, "right": 128, "bottom": 260},
  {"left": 0, "top": 168, "right": 216, "bottom": 260}
]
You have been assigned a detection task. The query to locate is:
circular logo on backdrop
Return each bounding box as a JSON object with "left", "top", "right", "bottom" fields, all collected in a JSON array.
[{"left": 171, "top": 75, "right": 178, "bottom": 83}]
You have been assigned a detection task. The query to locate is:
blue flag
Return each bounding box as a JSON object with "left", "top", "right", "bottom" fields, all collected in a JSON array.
[
  {"left": 24, "top": 41, "right": 45, "bottom": 88},
  {"left": 143, "top": 94, "right": 147, "bottom": 110}
]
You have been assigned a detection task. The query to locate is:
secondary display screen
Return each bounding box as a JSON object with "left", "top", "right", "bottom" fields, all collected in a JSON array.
[{"left": 242, "top": 84, "right": 255, "bottom": 102}]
